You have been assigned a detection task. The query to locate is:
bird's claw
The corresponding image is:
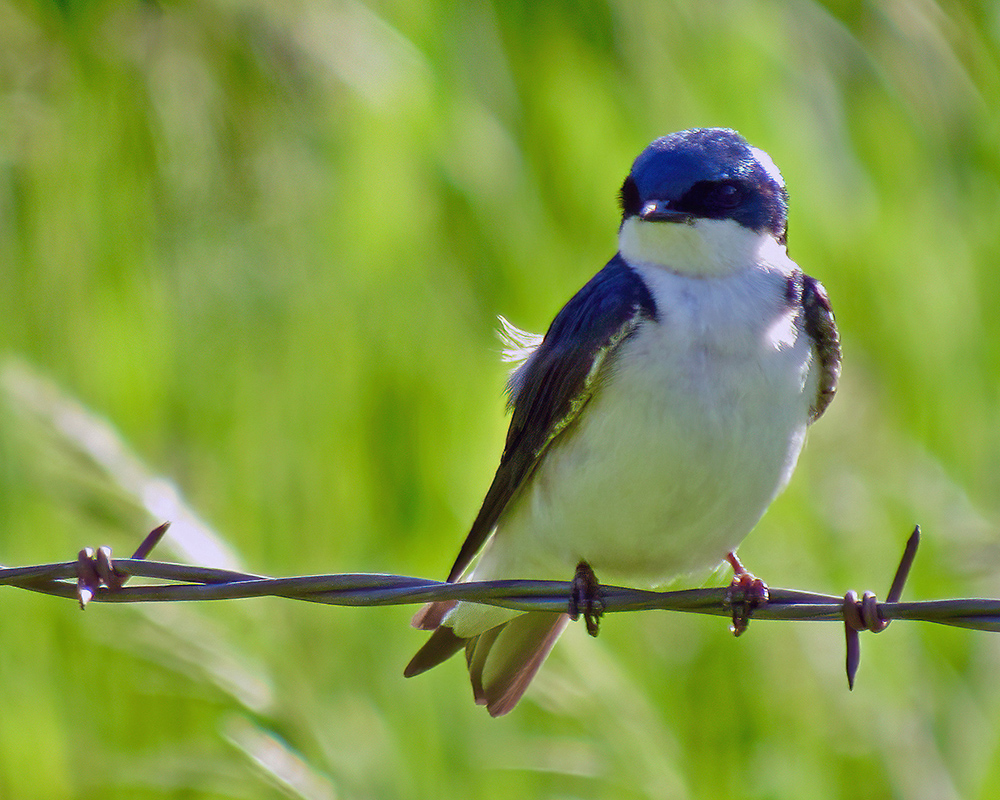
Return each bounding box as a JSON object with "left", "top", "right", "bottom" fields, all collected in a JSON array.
[
  {"left": 725, "top": 552, "right": 768, "bottom": 636},
  {"left": 569, "top": 561, "right": 604, "bottom": 637}
]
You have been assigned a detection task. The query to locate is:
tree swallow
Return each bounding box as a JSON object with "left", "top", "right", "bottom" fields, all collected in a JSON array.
[{"left": 404, "top": 128, "right": 841, "bottom": 716}]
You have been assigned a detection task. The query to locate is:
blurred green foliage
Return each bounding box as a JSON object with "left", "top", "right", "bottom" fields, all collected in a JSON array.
[{"left": 1, "top": 0, "right": 1000, "bottom": 797}]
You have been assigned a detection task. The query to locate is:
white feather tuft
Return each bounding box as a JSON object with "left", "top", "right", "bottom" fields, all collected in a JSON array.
[{"left": 496, "top": 315, "right": 542, "bottom": 366}]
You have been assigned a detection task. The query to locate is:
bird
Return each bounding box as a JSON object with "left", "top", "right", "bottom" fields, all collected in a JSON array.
[{"left": 404, "top": 127, "right": 841, "bottom": 716}]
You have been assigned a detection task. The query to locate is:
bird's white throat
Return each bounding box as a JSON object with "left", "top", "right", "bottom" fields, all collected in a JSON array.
[{"left": 618, "top": 216, "right": 780, "bottom": 278}]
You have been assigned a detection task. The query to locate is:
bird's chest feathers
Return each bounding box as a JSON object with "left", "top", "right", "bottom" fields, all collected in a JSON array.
[
  {"left": 614, "top": 264, "right": 810, "bottom": 430},
  {"left": 503, "top": 263, "right": 814, "bottom": 581}
]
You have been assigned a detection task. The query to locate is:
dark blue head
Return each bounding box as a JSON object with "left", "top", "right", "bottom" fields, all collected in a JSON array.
[{"left": 619, "top": 129, "right": 789, "bottom": 244}]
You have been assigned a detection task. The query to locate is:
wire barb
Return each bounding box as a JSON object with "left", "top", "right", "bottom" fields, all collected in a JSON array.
[
  {"left": 843, "top": 525, "right": 921, "bottom": 689},
  {"left": 74, "top": 522, "right": 171, "bottom": 609}
]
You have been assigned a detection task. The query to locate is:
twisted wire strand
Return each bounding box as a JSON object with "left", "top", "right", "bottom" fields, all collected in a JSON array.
[{"left": 5, "top": 525, "right": 1000, "bottom": 688}]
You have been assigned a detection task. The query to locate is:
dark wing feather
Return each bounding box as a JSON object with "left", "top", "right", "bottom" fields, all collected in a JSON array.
[
  {"left": 447, "top": 256, "right": 657, "bottom": 582},
  {"left": 801, "top": 274, "right": 841, "bottom": 422}
]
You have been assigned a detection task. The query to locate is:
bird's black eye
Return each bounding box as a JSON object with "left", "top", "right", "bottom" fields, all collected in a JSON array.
[
  {"left": 675, "top": 179, "right": 747, "bottom": 220},
  {"left": 707, "top": 181, "right": 742, "bottom": 210}
]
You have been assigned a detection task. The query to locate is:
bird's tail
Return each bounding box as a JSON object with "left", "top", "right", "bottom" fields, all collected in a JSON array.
[{"left": 404, "top": 601, "right": 568, "bottom": 717}]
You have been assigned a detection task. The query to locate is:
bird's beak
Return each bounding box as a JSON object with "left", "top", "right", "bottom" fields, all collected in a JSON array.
[{"left": 639, "top": 200, "right": 693, "bottom": 223}]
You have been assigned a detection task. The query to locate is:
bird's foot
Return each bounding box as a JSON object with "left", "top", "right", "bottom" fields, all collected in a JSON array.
[
  {"left": 724, "top": 551, "right": 768, "bottom": 637},
  {"left": 569, "top": 561, "right": 604, "bottom": 637}
]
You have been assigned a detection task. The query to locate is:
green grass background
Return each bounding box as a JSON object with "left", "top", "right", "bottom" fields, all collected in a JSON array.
[{"left": 1, "top": 0, "right": 999, "bottom": 797}]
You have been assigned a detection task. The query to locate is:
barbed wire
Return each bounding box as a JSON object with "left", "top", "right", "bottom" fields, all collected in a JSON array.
[{"left": 4, "top": 523, "right": 1000, "bottom": 688}]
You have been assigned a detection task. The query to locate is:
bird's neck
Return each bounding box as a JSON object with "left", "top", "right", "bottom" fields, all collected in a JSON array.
[{"left": 618, "top": 217, "right": 780, "bottom": 278}]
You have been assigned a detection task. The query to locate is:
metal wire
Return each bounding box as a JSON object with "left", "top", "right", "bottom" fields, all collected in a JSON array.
[{"left": 4, "top": 524, "right": 999, "bottom": 688}]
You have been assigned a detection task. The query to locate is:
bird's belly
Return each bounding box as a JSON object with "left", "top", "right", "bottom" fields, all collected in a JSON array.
[{"left": 483, "top": 325, "right": 813, "bottom": 586}]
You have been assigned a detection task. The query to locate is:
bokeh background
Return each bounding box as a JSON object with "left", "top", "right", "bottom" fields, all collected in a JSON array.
[{"left": 2, "top": 0, "right": 999, "bottom": 798}]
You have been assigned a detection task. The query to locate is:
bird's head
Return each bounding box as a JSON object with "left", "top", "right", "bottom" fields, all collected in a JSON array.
[{"left": 618, "top": 128, "right": 789, "bottom": 277}]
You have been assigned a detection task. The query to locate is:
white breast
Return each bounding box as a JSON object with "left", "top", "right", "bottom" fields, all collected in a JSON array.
[{"left": 473, "top": 248, "right": 816, "bottom": 590}]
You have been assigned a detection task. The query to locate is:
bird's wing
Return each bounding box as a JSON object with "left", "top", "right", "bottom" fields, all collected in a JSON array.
[
  {"left": 446, "top": 256, "right": 657, "bottom": 582},
  {"left": 801, "top": 274, "right": 841, "bottom": 422}
]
